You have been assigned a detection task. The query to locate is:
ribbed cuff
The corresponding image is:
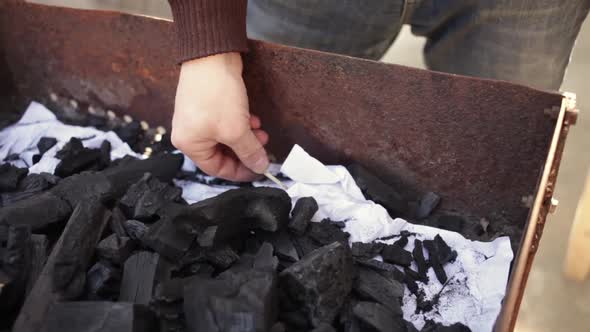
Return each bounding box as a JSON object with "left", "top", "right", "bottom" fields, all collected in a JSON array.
[{"left": 168, "top": 0, "right": 248, "bottom": 64}]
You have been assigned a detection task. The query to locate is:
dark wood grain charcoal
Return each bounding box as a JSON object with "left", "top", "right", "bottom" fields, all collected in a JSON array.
[
  {"left": 55, "top": 138, "right": 103, "bottom": 177},
  {"left": 184, "top": 243, "right": 279, "bottom": 332},
  {"left": 311, "top": 323, "right": 337, "bottom": 332},
  {"left": 0, "top": 173, "right": 58, "bottom": 207},
  {"left": 289, "top": 197, "right": 318, "bottom": 236},
  {"left": 436, "top": 215, "right": 465, "bottom": 233},
  {"left": 351, "top": 242, "right": 384, "bottom": 260},
  {"left": 119, "top": 251, "right": 164, "bottom": 305},
  {"left": 0, "top": 163, "right": 28, "bottom": 191},
  {"left": 55, "top": 137, "right": 83, "bottom": 159},
  {"left": 353, "top": 268, "right": 404, "bottom": 315},
  {"left": 307, "top": 219, "right": 350, "bottom": 246},
  {"left": 423, "top": 240, "right": 448, "bottom": 284},
  {"left": 37, "top": 136, "right": 57, "bottom": 155},
  {"left": 352, "top": 301, "right": 406, "bottom": 332},
  {"left": 86, "top": 261, "right": 121, "bottom": 300},
  {"left": 279, "top": 242, "right": 354, "bottom": 327},
  {"left": 355, "top": 259, "right": 405, "bottom": 283},
  {"left": 292, "top": 234, "right": 320, "bottom": 258},
  {"left": 44, "top": 302, "right": 157, "bottom": 332},
  {"left": 99, "top": 140, "right": 111, "bottom": 168},
  {"left": 96, "top": 234, "right": 136, "bottom": 265},
  {"left": 0, "top": 191, "right": 71, "bottom": 230},
  {"left": 204, "top": 245, "right": 240, "bottom": 269},
  {"left": 404, "top": 270, "right": 420, "bottom": 296},
  {"left": 347, "top": 164, "right": 410, "bottom": 218},
  {"left": 261, "top": 230, "right": 299, "bottom": 263},
  {"left": 421, "top": 321, "right": 472, "bottom": 332},
  {"left": 381, "top": 244, "right": 412, "bottom": 267},
  {"left": 53, "top": 202, "right": 107, "bottom": 298},
  {"left": 26, "top": 234, "right": 48, "bottom": 296},
  {"left": 393, "top": 233, "right": 409, "bottom": 248},
  {"left": 0, "top": 225, "right": 32, "bottom": 314},
  {"left": 110, "top": 207, "right": 128, "bottom": 237},
  {"left": 416, "top": 191, "right": 441, "bottom": 219},
  {"left": 119, "top": 173, "right": 181, "bottom": 221},
  {"left": 124, "top": 220, "right": 148, "bottom": 241},
  {"left": 175, "top": 187, "right": 291, "bottom": 247},
  {"left": 338, "top": 300, "right": 362, "bottom": 332},
  {"left": 171, "top": 262, "right": 215, "bottom": 279},
  {"left": 433, "top": 234, "right": 457, "bottom": 264},
  {"left": 412, "top": 240, "right": 429, "bottom": 281}
]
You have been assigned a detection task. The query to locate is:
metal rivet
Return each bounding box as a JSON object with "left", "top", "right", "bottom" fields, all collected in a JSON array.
[
  {"left": 88, "top": 106, "right": 96, "bottom": 114},
  {"left": 140, "top": 121, "right": 149, "bottom": 130},
  {"left": 123, "top": 115, "right": 133, "bottom": 123},
  {"left": 156, "top": 126, "right": 167, "bottom": 135},
  {"left": 49, "top": 92, "right": 58, "bottom": 102},
  {"left": 549, "top": 197, "right": 559, "bottom": 214},
  {"left": 143, "top": 147, "right": 153, "bottom": 158},
  {"left": 154, "top": 133, "right": 163, "bottom": 142},
  {"left": 69, "top": 99, "right": 78, "bottom": 109},
  {"left": 107, "top": 110, "right": 116, "bottom": 119}
]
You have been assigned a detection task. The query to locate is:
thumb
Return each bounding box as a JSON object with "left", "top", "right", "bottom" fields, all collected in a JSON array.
[{"left": 224, "top": 129, "right": 269, "bottom": 174}]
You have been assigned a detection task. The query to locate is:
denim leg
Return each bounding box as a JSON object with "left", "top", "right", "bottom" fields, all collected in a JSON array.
[
  {"left": 246, "top": 0, "right": 405, "bottom": 60},
  {"left": 408, "top": 0, "right": 590, "bottom": 90}
]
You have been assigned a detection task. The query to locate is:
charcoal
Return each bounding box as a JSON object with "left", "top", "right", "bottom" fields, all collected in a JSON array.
[
  {"left": 184, "top": 243, "right": 278, "bottom": 332},
  {"left": 339, "top": 300, "right": 362, "bottom": 332},
  {"left": 85, "top": 261, "right": 121, "bottom": 300},
  {"left": 115, "top": 121, "right": 143, "bottom": 147},
  {"left": 311, "top": 323, "right": 336, "bottom": 332},
  {"left": 96, "top": 234, "right": 136, "bottom": 264},
  {"left": 412, "top": 240, "right": 429, "bottom": 281},
  {"left": 270, "top": 322, "right": 287, "bottom": 332},
  {"left": 354, "top": 268, "right": 404, "bottom": 315},
  {"left": 307, "top": 219, "right": 350, "bottom": 246},
  {"left": 175, "top": 187, "right": 291, "bottom": 247},
  {"left": 436, "top": 215, "right": 465, "bottom": 233},
  {"left": 433, "top": 235, "right": 457, "bottom": 264},
  {"left": 26, "top": 234, "right": 48, "bottom": 295},
  {"left": 151, "top": 279, "right": 186, "bottom": 329},
  {"left": 99, "top": 140, "right": 111, "bottom": 168},
  {"left": 37, "top": 136, "right": 57, "bottom": 155},
  {"left": 44, "top": 302, "right": 157, "bottom": 332},
  {"left": 404, "top": 267, "right": 424, "bottom": 284},
  {"left": 124, "top": 220, "right": 149, "bottom": 241},
  {"left": 347, "top": 164, "right": 409, "bottom": 217},
  {"left": 289, "top": 197, "right": 318, "bottom": 235},
  {"left": 351, "top": 242, "right": 384, "bottom": 260},
  {"left": 423, "top": 240, "right": 448, "bottom": 284},
  {"left": 279, "top": 242, "right": 354, "bottom": 327},
  {"left": 403, "top": 268, "right": 420, "bottom": 296},
  {"left": 204, "top": 245, "right": 240, "bottom": 269},
  {"left": 421, "top": 322, "right": 471, "bottom": 332},
  {"left": 53, "top": 202, "right": 107, "bottom": 297},
  {"left": 55, "top": 143, "right": 103, "bottom": 177},
  {"left": 416, "top": 294, "right": 434, "bottom": 313},
  {"left": 32, "top": 154, "right": 42, "bottom": 164},
  {"left": 0, "top": 163, "right": 28, "bottom": 191},
  {"left": 119, "top": 173, "right": 181, "bottom": 221},
  {"left": 143, "top": 211, "right": 195, "bottom": 260},
  {"left": 119, "top": 251, "right": 162, "bottom": 305},
  {"left": 381, "top": 244, "right": 412, "bottom": 267},
  {"left": 55, "top": 137, "right": 84, "bottom": 159},
  {"left": 279, "top": 311, "right": 309, "bottom": 329},
  {"left": 333, "top": 221, "right": 347, "bottom": 228},
  {"left": 393, "top": 233, "right": 409, "bottom": 248},
  {"left": 153, "top": 278, "right": 185, "bottom": 303},
  {"left": 3, "top": 153, "right": 20, "bottom": 161},
  {"left": 110, "top": 206, "right": 128, "bottom": 237},
  {"left": 172, "top": 262, "right": 215, "bottom": 279},
  {"left": 416, "top": 191, "right": 440, "bottom": 219},
  {"left": 0, "top": 225, "right": 32, "bottom": 313},
  {"left": 292, "top": 234, "right": 320, "bottom": 258},
  {"left": 355, "top": 259, "right": 405, "bottom": 283},
  {"left": 406, "top": 322, "right": 420, "bottom": 332},
  {"left": 262, "top": 230, "right": 299, "bottom": 262},
  {"left": 0, "top": 173, "right": 58, "bottom": 207},
  {"left": 352, "top": 301, "right": 406, "bottom": 332}
]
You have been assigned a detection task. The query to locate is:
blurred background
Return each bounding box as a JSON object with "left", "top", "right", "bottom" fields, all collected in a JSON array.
[{"left": 28, "top": 1, "right": 590, "bottom": 331}]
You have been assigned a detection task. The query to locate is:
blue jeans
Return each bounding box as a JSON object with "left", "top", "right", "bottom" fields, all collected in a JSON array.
[{"left": 247, "top": 0, "right": 590, "bottom": 90}]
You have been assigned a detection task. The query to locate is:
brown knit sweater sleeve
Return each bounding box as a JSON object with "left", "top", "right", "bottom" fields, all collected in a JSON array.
[{"left": 168, "top": 0, "right": 248, "bottom": 63}]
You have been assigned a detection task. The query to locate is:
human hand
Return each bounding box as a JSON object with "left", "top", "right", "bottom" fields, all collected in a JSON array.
[{"left": 171, "top": 52, "right": 269, "bottom": 181}]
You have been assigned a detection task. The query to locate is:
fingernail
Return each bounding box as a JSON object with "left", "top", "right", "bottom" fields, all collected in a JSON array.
[{"left": 252, "top": 155, "right": 269, "bottom": 174}]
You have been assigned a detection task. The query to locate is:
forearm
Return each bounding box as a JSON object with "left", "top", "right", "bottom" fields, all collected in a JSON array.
[{"left": 168, "top": 0, "right": 248, "bottom": 63}]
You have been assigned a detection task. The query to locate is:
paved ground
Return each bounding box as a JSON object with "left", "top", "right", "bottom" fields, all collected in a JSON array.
[{"left": 29, "top": 1, "right": 590, "bottom": 330}]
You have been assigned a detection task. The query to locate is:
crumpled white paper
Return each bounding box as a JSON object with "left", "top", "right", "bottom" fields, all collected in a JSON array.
[
  {"left": 0, "top": 102, "right": 138, "bottom": 173},
  {"left": 0, "top": 102, "right": 512, "bottom": 332}
]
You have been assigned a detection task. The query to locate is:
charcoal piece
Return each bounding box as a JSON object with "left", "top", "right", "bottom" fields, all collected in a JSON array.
[
  {"left": 175, "top": 187, "right": 291, "bottom": 247},
  {"left": 270, "top": 322, "right": 287, "bottom": 332},
  {"left": 292, "top": 234, "right": 319, "bottom": 258},
  {"left": 55, "top": 137, "right": 84, "bottom": 159},
  {"left": 333, "top": 221, "right": 347, "bottom": 228},
  {"left": 355, "top": 259, "right": 405, "bottom": 283},
  {"left": 44, "top": 302, "right": 157, "bottom": 332},
  {"left": 406, "top": 322, "right": 420, "bottom": 332},
  {"left": 110, "top": 207, "right": 128, "bottom": 237},
  {"left": 204, "top": 245, "right": 240, "bottom": 269},
  {"left": 86, "top": 261, "right": 121, "bottom": 300},
  {"left": 412, "top": 240, "right": 429, "bottom": 281},
  {"left": 354, "top": 268, "right": 404, "bottom": 315},
  {"left": 172, "top": 262, "right": 215, "bottom": 279},
  {"left": 307, "top": 219, "right": 350, "bottom": 246},
  {"left": 120, "top": 251, "right": 161, "bottom": 305},
  {"left": 0, "top": 163, "right": 28, "bottom": 191},
  {"left": 393, "top": 233, "right": 409, "bottom": 248},
  {"left": 404, "top": 267, "right": 425, "bottom": 285},
  {"left": 404, "top": 271, "right": 420, "bottom": 296},
  {"left": 381, "top": 244, "right": 412, "bottom": 267},
  {"left": 0, "top": 225, "right": 32, "bottom": 313},
  {"left": 279, "top": 242, "right": 354, "bottom": 327},
  {"left": 416, "top": 192, "right": 440, "bottom": 219},
  {"left": 262, "top": 230, "right": 299, "bottom": 262},
  {"left": 421, "top": 322, "right": 471, "bottom": 332},
  {"left": 352, "top": 301, "right": 406, "bottom": 332},
  {"left": 423, "top": 240, "right": 448, "bottom": 284},
  {"left": 32, "top": 154, "right": 41, "bottom": 164},
  {"left": 0, "top": 173, "right": 57, "bottom": 207},
  {"left": 54, "top": 139, "right": 103, "bottom": 177},
  {"left": 311, "top": 323, "right": 336, "bottom": 332},
  {"left": 53, "top": 202, "right": 107, "bottom": 296},
  {"left": 99, "top": 140, "right": 111, "bottom": 168},
  {"left": 143, "top": 213, "right": 195, "bottom": 261},
  {"left": 154, "top": 278, "right": 185, "bottom": 303},
  {"left": 351, "top": 242, "right": 384, "bottom": 260},
  {"left": 96, "top": 234, "right": 136, "bottom": 264},
  {"left": 416, "top": 294, "right": 434, "bottom": 313},
  {"left": 115, "top": 121, "right": 143, "bottom": 147},
  {"left": 3, "top": 153, "right": 20, "bottom": 161},
  {"left": 289, "top": 197, "right": 318, "bottom": 235},
  {"left": 26, "top": 234, "right": 48, "bottom": 295},
  {"left": 436, "top": 215, "right": 465, "bottom": 233},
  {"left": 0, "top": 191, "right": 71, "bottom": 230},
  {"left": 184, "top": 244, "right": 278, "bottom": 332},
  {"left": 279, "top": 311, "right": 309, "bottom": 329},
  {"left": 37, "top": 136, "right": 57, "bottom": 155},
  {"left": 433, "top": 235, "right": 457, "bottom": 264},
  {"left": 339, "top": 300, "right": 362, "bottom": 332},
  {"left": 119, "top": 173, "right": 181, "bottom": 221},
  {"left": 124, "top": 220, "right": 148, "bottom": 241},
  {"left": 347, "top": 164, "right": 409, "bottom": 217}
]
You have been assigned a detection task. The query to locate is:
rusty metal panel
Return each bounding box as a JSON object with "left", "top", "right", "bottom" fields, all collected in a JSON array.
[{"left": 0, "top": 1, "right": 571, "bottom": 329}]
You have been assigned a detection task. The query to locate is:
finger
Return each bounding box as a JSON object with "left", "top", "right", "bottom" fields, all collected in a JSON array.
[
  {"left": 249, "top": 115, "right": 261, "bottom": 129},
  {"left": 222, "top": 129, "right": 269, "bottom": 174},
  {"left": 253, "top": 129, "right": 269, "bottom": 146},
  {"left": 192, "top": 145, "right": 260, "bottom": 182}
]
